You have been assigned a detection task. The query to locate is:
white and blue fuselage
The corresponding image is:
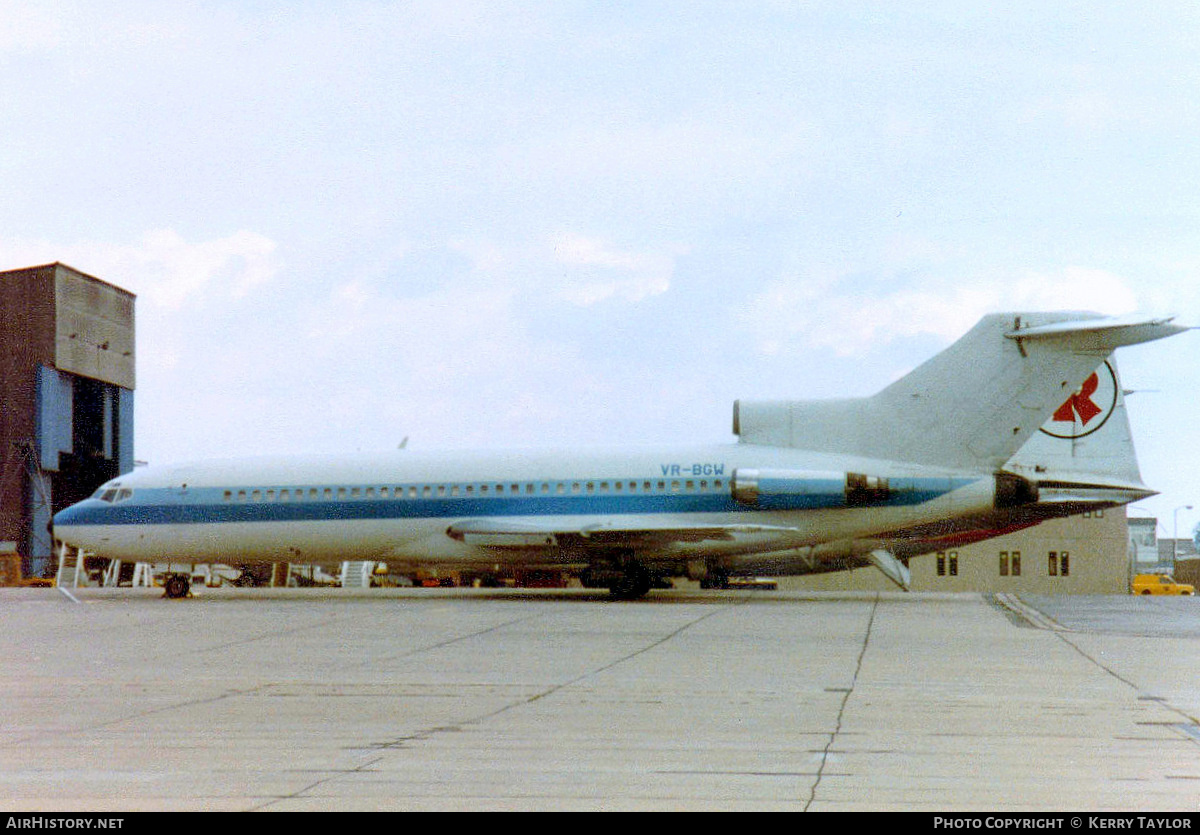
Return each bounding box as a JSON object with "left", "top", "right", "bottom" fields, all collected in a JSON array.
[{"left": 53, "top": 443, "right": 992, "bottom": 575}]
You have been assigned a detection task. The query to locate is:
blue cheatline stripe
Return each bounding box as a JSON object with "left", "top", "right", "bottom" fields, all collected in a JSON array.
[{"left": 55, "top": 476, "right": 979, "bottom": 527}]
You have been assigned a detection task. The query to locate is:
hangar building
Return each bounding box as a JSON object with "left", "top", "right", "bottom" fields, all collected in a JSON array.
[
  {"left": 0, "top": 263, "right": 135, "bottom": 578},
  {"left": 782, "top": 509, "right": 1129, "bottom": 593}
]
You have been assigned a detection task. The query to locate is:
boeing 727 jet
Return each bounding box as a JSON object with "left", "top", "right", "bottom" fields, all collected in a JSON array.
[{"left": 53, "top": 311, "right": 1186, "bottom": 598}]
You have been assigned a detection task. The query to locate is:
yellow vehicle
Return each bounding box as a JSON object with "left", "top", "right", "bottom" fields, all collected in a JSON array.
[{"left": 1132, "top": 573, "right": 1195, "bottom": 596}]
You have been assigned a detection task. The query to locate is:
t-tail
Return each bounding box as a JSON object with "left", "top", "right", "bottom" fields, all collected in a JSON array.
[{"left": 734, "top": 312, "right": 1186, "bottom": 474}]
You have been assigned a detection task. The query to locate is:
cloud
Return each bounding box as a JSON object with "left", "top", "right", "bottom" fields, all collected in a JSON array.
[
  {"left": 0, "top": 228, "right": 280, "bottom": 311},
  {"left": 0, "top": 2, "right": 63, "bottom": 54},
  {"left": 741, "top": 266, "right": 1142, "bottom": 357},
  {"left": 550, "top": 233, "right": 677, "bottom": 305}
]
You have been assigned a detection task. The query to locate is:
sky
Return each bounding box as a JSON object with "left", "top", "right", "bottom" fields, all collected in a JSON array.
[{"left": 3, "top": 1, "right": 1199, "bottom": 536}]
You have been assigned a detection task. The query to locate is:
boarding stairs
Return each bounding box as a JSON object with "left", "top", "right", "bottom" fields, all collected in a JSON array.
[{"left": 340, "top": 561, "right": 375, "bottom": 588}]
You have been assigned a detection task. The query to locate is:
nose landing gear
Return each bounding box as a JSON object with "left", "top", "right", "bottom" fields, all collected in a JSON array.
[{"left": 162, "top": 573, "right": 192, "bottom": 599}]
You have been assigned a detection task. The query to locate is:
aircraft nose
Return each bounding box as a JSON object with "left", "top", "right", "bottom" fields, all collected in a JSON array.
[{"left": 53, "top": 500, "right": 96, "bottom": 531}]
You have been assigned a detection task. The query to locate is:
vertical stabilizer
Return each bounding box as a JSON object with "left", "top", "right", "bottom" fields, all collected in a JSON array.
[{"left": 735, "top": 312, "right": 1185, "bottom": 471}]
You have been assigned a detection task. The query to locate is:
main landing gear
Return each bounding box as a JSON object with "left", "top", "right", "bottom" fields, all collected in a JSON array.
[
  {"left": 699, "top": 567, "right": 729, "bottom": 590},
  {"left": 580, "top": 555, "right": 656, "bottom": 601},
  {"left": 608, "top": 561, "right": 653, "bottom": 601}
]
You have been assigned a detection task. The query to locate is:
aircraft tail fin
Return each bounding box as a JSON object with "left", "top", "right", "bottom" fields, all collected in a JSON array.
[
  {"left": 734, "top": 312, "right": 1184, "bottom": 471},
  {"left": 1003, "top": 356, "right": 1155, "bottom": 502}
]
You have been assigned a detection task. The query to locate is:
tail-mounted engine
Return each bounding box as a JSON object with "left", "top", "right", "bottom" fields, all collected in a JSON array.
[{"left": 731, "top": 468, "right": 894, "bottom": 509}]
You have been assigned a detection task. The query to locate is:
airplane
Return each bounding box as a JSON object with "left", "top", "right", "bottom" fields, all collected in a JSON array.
[{"left": 52, "top": 311, "right": 1186, "bottom": 599}]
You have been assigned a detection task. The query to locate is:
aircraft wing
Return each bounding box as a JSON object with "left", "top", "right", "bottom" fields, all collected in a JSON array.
[{"left": 445, "top": 518, "right": 803, "bottom": 550}]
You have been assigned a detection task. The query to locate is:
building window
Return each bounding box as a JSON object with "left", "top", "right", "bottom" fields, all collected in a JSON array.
[
  {"left": 1000, "top": 552, "right": 1009, "bottom": 577},
  {"left": 1048, "top": 551, "right": 1058, "bottom": 577},
  {"left": 1061, "top": 552, "right": 1070, "bottom": 577},
  {"left": 948, "top": 552, "right": 958, "bottom": 577},
  {"left": 1012, "top": 551, "right": 1021, "bottom": 576},
  {"left": 937, "top": 552, "right": 946, "bottom": 576}
]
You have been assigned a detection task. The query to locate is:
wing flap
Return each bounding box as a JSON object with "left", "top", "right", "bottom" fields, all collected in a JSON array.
[{"left": 446, "top": 518, "right": 802, "bottom": 550}]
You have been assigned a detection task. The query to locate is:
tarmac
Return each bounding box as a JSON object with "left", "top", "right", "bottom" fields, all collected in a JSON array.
[{"left": 1, "top": 586, "right": 1198, "bottom": 812}]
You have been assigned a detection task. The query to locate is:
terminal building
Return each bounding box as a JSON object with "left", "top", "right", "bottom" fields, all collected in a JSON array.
[{"left": 0, "top": 263, "right": 135, "bottom": 579}]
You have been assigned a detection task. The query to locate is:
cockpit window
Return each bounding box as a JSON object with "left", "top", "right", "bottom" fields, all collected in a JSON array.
[{"left": 95, "top": 485, "right": 133, "bottom": 503}]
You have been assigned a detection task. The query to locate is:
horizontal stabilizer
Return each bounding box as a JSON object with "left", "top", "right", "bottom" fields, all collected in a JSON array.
[{"left": 1004, "top": 314, "right": 1187, "bottom": 351}]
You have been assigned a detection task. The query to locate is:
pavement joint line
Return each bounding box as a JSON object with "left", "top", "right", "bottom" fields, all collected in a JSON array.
[{"left": 993, "top": 592, "right": 1071, "bottom": 631}]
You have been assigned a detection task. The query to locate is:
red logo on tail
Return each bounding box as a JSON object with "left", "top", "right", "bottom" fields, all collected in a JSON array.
[
  {"left": 1040, "top": 362, "right": 1118, "bottom": 440},
  {"left": 1052, "top": 373, "right": 1102, "bottom": 426}
]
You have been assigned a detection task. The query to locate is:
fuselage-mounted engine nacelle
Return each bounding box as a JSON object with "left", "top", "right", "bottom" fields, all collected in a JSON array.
[
  {"left": 731, "top": 467, "right": 1039, "bottom": 512},
  {"left": 731, "top": 468, "right": 896, "bottom": 510}
]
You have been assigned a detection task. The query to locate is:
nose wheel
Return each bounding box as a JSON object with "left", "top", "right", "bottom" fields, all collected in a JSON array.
[{"left": 163, "top": 573, "right": 192, "bottom": 599}]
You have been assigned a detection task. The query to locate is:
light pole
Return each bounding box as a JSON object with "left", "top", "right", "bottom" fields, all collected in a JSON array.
[{"left": 1173, "top": 505, "right": 1193, "bottom": 567}]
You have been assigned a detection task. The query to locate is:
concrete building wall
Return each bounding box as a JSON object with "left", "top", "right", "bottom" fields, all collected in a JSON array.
[
  {"left": 0, "top": 263, "right": 135, "bottom": 576},
  {"left": 781, "top": 509, "right": 1129, "bottom": 593},
  {"left": 54, "top": 267, "right": 135, "bottom": 390},
  {"left": 0, "top": 265, "right": 57, "bottom": 552}
]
